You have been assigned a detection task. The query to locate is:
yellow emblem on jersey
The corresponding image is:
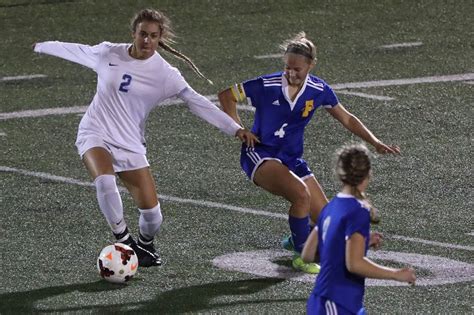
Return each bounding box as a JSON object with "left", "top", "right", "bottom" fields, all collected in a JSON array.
[{"left": 302, "top": 100, "right": 314, "bottom": 117}]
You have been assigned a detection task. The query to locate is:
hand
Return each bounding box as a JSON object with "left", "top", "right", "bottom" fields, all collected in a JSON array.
[
  {"left": 235, "top": 128, "right": 259, "bottom": 147},
  {"left": 375, "top": 141, "right": 401, "bottom": 154},
  {"left": 394, "top": 267, "right": 416, "bottom": 285},
  {"left": 369, "top": 231, "right": 383, "bottom": 250}
]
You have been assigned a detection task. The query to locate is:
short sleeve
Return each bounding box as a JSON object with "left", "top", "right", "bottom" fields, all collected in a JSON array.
[
  {"left": 231, "top": 77, "right": 262, "bottom": 107},
  {"left": 321, "top": 84, "right": 339, "bottom": 108},
  {"left": 345, "top": 206, "right": 370, "bottom": 240}
]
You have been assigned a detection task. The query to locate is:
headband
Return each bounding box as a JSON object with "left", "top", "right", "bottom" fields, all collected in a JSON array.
[{"left": 285, "top": 45, "right": 313, "bottom": 60}]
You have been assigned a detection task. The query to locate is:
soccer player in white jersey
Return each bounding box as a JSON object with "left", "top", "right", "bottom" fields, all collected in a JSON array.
[
  {"left": 33, "top": 8, "right": 257, "bottom": 267},
  {"left": 302, "top": 144, "right": 415, "bottom": 314},
  {"left": 218, "top": 32, "right": 400, "bottom": 274}
]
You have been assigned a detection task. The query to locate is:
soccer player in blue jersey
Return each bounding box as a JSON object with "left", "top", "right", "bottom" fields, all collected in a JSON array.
[
  {"left": 218, "top": 32, "right": 400, "bottom": 274},
  {"left": 302, "top": 144, "right": 415, "bottom": 314}
]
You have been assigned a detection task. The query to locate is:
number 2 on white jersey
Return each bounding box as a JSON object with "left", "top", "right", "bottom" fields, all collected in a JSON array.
[
  {"left": 119, "top": 74, "right": 132, "bottom": 92},
  {"left": 274, "top": 123, "right": 288, "bottom": 138}
]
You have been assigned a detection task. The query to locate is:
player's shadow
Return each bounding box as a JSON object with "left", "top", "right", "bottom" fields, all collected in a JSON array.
[
  {"left": 132, "top": 278, "right": 306, "bottom": 313},
  {"left": 0, "top": 280, "right": 125, "bottom": 313},
  {"left": 0, "top": 278, "right": 305, "bottom": 313}
]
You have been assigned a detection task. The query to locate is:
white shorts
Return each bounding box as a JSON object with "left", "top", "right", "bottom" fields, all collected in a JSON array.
[{"left": 75, "top": 134, "right": 149, "bottom": 173}]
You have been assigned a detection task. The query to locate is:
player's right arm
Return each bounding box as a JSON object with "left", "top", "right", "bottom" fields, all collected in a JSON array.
[
  {"left": 346, "top": 233, "right": 416, "bottom": 284},
  {"left": 301, "top": 226, "right": 319, "bottom": 263},
  {"left": 33, "top": 41, "right": 103, "bottom": 70}
]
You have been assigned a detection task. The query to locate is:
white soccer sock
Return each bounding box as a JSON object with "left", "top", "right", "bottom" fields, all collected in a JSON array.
[
  {"left": 95, "top": 174, "right": 126, "bottom": 235},
  {"left": 138, "top": 203, "right": 163, "bottom": 241}
]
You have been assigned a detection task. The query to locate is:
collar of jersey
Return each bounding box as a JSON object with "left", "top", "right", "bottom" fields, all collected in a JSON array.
[
  {"left": 281, "top": 73, "right": 310, "bottom": 111},
  {"left": 337, "top": 192, "right": 370, "bottom": 211},
  {"left": 337, "top": 192, "right": 356, "bottom": 199},
  {"left": 125, "top": 44, "right": 158, "bottom": 63}
]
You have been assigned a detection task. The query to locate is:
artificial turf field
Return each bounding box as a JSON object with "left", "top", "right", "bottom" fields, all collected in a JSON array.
[{"left": 1, "top": 0, "right": 473, "bottom": 313}]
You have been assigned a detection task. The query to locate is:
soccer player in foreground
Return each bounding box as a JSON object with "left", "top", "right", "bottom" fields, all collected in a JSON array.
[
  {"left": 302, "top": 143, "right": 416, "bottom": 314},
  {"left": 33, "top": 8, "right": 257, "bottom": 267},
  {"left": 218, "top": 32, "right": 399, "bottom": 274}
]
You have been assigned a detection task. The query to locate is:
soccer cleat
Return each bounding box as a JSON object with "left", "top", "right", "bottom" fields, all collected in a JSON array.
[
  {"left": 281, "top": 235, "right": 295, "bottom": 251},
  {"left": 138, "top": 236, "right": 162, "bottom": 265},
  {"left": 292, "top": 255, "right": 320, "bottom": 274},
  {"left": 116, "top": 231, "right": 161, "bottom": 267},
  {"left": 130, "top": 242, "right": 162, "bottom": 267}
]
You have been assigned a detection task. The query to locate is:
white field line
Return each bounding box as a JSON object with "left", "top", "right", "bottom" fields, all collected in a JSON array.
[
  {"left": 0, "top": 105, "right": 88, "bottom": 120},
  {"left": 0, "top": 166, "right": 286, "bottom": 219},
  {"left": 254, "top": 53, "right": 283, "bottom": 59},
  {"left": 379, "top": 42, "right": 423, "bottom": 49},
  {"left": 0, "top": 96, "right": 253, "bottom": 120},
  {"left": 331, "top": 73, "right": 474, "bottom": 89},
  {"left": 388, "top": 235, "right": 474, "bottom": 251},
  {"left": 0, "top": 74, "right": 47, "bottom": 82},
  {"left": 337, "top": 90, "right": 395, "bottom": 101},
  {"left": 257, "top": 42, "right": 424, "bottom": 58},
  {"left": 2, "top": 72, "right": 473, "bottom": 121},
  {"left": 2, "top": 165, "right": 472, "bottom": 252},
  {"left": 467, "top": 232, "right": 474, "bottom": 236},
  {"left": 0, "top": 132, "right": 6, "bottom": 136}
]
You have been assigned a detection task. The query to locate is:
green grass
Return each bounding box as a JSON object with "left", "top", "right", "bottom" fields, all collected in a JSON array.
[{"left": 1, "top": 0, "right": 473, "bottom": 313}]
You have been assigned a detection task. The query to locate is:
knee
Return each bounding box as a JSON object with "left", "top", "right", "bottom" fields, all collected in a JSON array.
[
  {"left": 290, "top": 184, "right": 311, "bottom": 209},
  {"left": 94, "top": 174, "right": 118, "bottom": 193}
]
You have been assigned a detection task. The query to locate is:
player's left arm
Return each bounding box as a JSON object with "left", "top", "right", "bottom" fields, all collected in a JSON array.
[
  {"left": 326, "top": 104, "right": 401, "bottom": 154},
  {"left": 346, "top": 233, "right": 416, "bottom": 284},
  {"left": 178, "top": 87, "right": 258, "bottom": 146}
]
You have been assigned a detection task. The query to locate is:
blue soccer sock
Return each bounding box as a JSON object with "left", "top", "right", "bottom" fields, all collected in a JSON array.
[{"left": 288, "top": 215, "right": 310, "bottom": 253}]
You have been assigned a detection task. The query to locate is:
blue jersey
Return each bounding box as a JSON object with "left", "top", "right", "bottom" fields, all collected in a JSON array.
[
  {"left": 311, "top": 193, "right": 371, "bottom": 314},
  {"left": 233, "top": 72, "right": 339, "bottom": 161}
]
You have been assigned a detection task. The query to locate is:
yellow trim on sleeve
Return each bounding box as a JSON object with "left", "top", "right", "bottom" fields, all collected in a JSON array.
[
  {"left": 230, "top": 84, "right": 239, "bottom": 102},
  {"left": 237, "top": 83, "right": 246, "bottom": 101},
  {"left": 231, "top": 83, "right": 246, "bottom": 102}
]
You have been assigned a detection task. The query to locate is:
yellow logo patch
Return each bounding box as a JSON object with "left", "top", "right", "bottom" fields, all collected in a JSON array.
[{"left": 302, "top": 100, "right": 314, "bottom": 117}]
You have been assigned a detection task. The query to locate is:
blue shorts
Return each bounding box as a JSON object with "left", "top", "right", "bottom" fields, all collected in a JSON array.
[
  {"left": 240, "top": 144, "right": 313, "bottom": 182},
  {"left": 307, "top": 294, "right": 366, "bottom": 315}
]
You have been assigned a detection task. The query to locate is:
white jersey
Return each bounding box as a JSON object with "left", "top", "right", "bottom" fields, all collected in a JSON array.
[{"left": 34, "top": 41, "right": 241, "bottom": 154}]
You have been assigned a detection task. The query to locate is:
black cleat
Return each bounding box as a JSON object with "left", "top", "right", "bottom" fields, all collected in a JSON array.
[
  {"left": 130, "top": 242, "right": 162, "bottom": 267},
  {"left": 115, "top": 228, "right": 161, "bottom": 267},
  {"left": 138, "top": 234, "right": 162, "bottom": 266}
]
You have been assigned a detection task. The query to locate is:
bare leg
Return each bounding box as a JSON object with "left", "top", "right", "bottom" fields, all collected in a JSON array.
[
  {"left": 253, "top": 160, "right": 311, "bottom": 218},
  {"left": 117, "top": 167, "right": 159, "bottom": 209},
  {"left": 304, "top": 176, "right": 329, "bottom": 225},
  {"left": 253, "top": 160, "right": 311, "bottom": 254}
]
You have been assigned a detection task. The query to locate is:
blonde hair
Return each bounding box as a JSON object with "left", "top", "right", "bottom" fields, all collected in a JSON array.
[
  {"left": 280, "top": 32, "right": 317, "bottom": 63},
  {"left": 130, "top": 8, "right": 212, "bottom": 84}
]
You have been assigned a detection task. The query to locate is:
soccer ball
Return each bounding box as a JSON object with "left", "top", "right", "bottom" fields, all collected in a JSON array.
[{"left": 97, "top": 243, "right": 138, "bottom": 283}]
